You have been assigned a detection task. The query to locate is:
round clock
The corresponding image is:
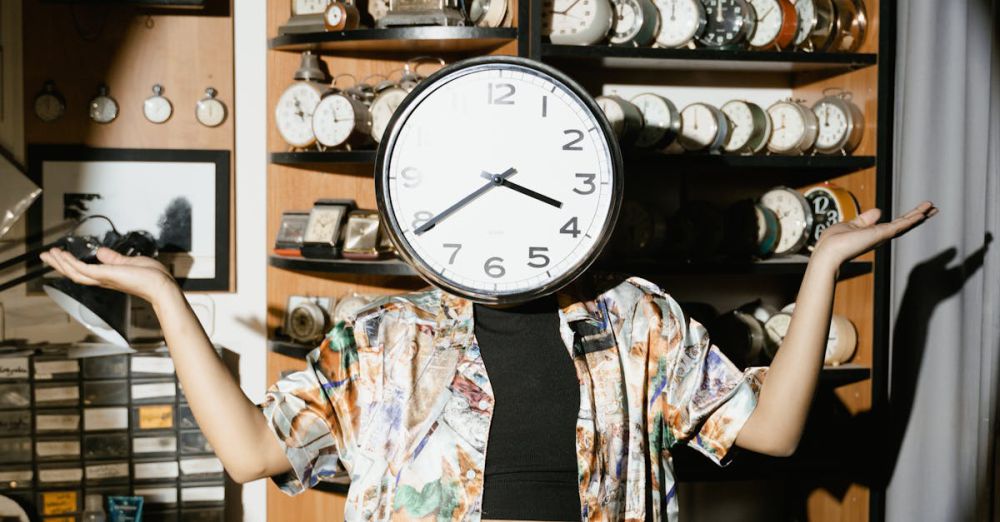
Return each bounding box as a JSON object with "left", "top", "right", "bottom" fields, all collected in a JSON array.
[
  {"left": 610, "top": 0, "right": 661, "bottom": 47},
  {"left": 812, "top": 93, "right": 864, "bottom": 154},
  {"left": 368, "top": 0, "right": 390, "bottom": 21},
  {"left": 748, "top": 0, "right": 797, "bottom": 49},
  {"left": 630, "top": 92, "right": 681, "bottom": 149},
  {"left": 596, "top": 95, "right": 645, "bottom": 147},
  {"left": 196, "top": 87, "right": 227, "bottom": 127},
  {"left": 777, "top": 303, "right": 858, "bottom": 365},
  {"left": 802, "top": 182, "right": 859, "bottom": 249},
  {"left": 89, "top": 84, "right": 119, "bottom": 124},
  {"left": 313, "top": 88, "right": 373, "bottom": 149},
  {"left": 143, "top": 84, "right": 173, "bottom": 124},
  {"left": 275, "top": 52, "right": 329, "bottom": 148},
  {"left": 698, "top": 0, "right": 756, "bottom": 49},
  {"left": 470, "top": 0, "right": 509, "bottom": 27},
  {"left": 766, "top": 99, "right": 819, "bottom": 155},
  {"left": 721, "top": 100, "right": 771, "bottom": 154},
  {"left": 293, "top": 0, "right": 330, "bottom": 15},
  {"left": 333, "top": 293, "right": 374, "bottom": 324},
  {"left": 753, "top": 203, "right": 781, "bottom": 257},
  {"left": 652, "top": 0, "right": 707, "bottom": 48},
  {"left": 34, "top": 80, "right": 66, "bottom": 123},
  {"left": 370, "top": 81, "right": 409, "bottom": 143},
  {"left": 830, "top": 0, "right": 867, "bottom": 52},
  {"left": 542, "top": 0, "right": 615, "bottom": 45},
  {"left": 324, "top": 2, "right": 361, "bottom": 30},
  {"left": 678, "top": 102, "right": 730, "bottom": 152},
  {"left": 760, "top": 186, "right": 814, "bottom": 256},
  {"left": 375, "top": 56, "right": 624, "bottom": 304},
  {"left": 794, "top": 0, "right": 836, "bottom": 51}
]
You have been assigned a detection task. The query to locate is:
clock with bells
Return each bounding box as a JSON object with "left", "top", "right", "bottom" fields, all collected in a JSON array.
[{"left": 375, "top": 56, "right": 623, "bottom": 304}]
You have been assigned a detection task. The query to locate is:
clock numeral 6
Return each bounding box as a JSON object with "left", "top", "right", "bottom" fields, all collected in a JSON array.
[
  {"left": 412, "top": 211, "right": 433, "bottom": 230},
  {"left": 401, "top": 167, "right": 422, "bottom": 188},
  {"left": 527, "top": 247, "right": 550, "bottom": 268},
  {"left": 443, "top": 243, "right": 462, "bottom": 264},
  {"left": 488, "top": 83, "right": 515, "bottom": 105},
  {"left": 562, "top": 129, "right": 584, "bottom": 151},
  {"left": 573, "top": 173, "right": 596, "bottom": 195},
  {"left": 484, "top": 256, "right": 506, "bottom": 278},
  {"left": 560, "top": 217, "right": 581, "bottom": 238}
]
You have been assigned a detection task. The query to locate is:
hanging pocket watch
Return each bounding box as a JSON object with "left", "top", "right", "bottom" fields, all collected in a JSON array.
[
  {"left": 89, "top": 84, "right": 119, "bottom": 124},
  {"left": 812, "top": 90, "right": 865, "bottom": 155},
  {"left": 652, "top": 0, "right": 706, "bottom": 48},
  {"left": 609, "top": 0, "right": 661, "bottom": 47},
  {"left": 196, "top": 87, "right": 228, "bottom": 127},
  {"left": 678, "top": 102, "right": 730, "bottom": 153},
  {"left": 766, "top": 99, "right": 818, "bottom": 155},
  {"left": 143, "top": 84, "right": 173, "bottom": 124},
  {"left": 721, "top": 100, "right": 771, "bottom": 154},
  {"left": 313, "top": 75, "right": 374, "bottom": 150},
  {"left": 34, "top": 80, "right": 66, "bottom": 123}
]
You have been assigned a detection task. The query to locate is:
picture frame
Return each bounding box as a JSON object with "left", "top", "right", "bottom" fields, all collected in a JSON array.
[{"left": 26, "top": 145, "right": 231, "bottom": 292}]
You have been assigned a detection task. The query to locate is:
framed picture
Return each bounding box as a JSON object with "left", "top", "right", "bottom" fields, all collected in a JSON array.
[{"left": 26, "top": 145, "right": 231, "bottom": 291}]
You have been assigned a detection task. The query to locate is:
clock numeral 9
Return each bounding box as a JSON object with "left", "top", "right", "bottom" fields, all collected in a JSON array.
[
  {"left": 527, "top": 247, "right": 550, "bottom": 268},
  {"left": 484, "top": 257, "right": 506, "bottom": 278},
  {"left": 488, "top": 83, "right": 515, "bottom": 105},
  {"left": 401, "top": 167, "right": 422, "bottom": 188},
  {"left": 562, "top": 129, "right": 584, "bottom": 151},
  {"left": 412, "top": 211, "right": 433, "bottom": 230},
  {"left": 560, "top": 217, "right": 581, "bottom": 238},
  {"left": 443, "top": 243, "right": 462, "bottom": 264},
  {"left": 573, "top": 173, "right": 596, "bottom": 195}
]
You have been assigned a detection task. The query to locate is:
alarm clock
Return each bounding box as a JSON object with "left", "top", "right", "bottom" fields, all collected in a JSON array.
[
  {"left": 274, "top": 211, "right": 311, "bottom": 256},
  {"left": 543, "top": 0, "right": 615, "bottom": 45},
  {"left": 723, "top": 199, "right": 780, "bottom": 259},
  {"left": 143, "top": 84, "right": 173, "bottom": 124},
  {"left": 89, "top": 84, "right": 119, "bottom": 124},
  {"left": 698, "top": 0, "right": 756, "bottom": 49},
  {"left": 760, "top": 186, "right": 814, "bottom": 256},
  {"left": 721, "top": 100, "right": 771, "bottom": 154},
  {"left": 313, "top": 84, "right": 373, "bottom": 150},
  {"left": 609, "top": 0, "right": 661, "bottom": 47},
  {"left": 281, "top": 0, "right": 331, "bottom": 33},
  {"left": 801, "top": 182, "right": 860, "bottom": 249},
  {"left": 34, "top": 80, "right": 66, "bottom": 123},
  {"left": 631, "top": 93, "right": 681, "bottom": 149},
  {"left": 275, "top": 52, "right": 329, "bottom": 149},
  {"left": 830, "top": 0, "right": 867, "bottom": 52},
  {"left": 652, "top": 0, "right": 706, "bottom": 48},
  {"left": 196, "top": 87, "right": 227, "bottom": 127},
  {"left": 747, "top": 0, "right": 797, "bottom": 49},
  {"left": 470, "top": 0, "right": 509, "bottom": 27},
  {"left": 284, "top": 295, "right": 335, "bottom": 345},
  {"left": 596, "top": 95, "right": 645, "bottom": 147},
  {"left": 342, "top": 210, "right": 388, "bottom": 260},
  {"left": 370, "top": 80, "right": 410, "bottom": 143},
  {"left": 333, "top": 293, "right": 375, "bottom": 324},
  {"left": 777, "top": 303, "right": 858, "bottom": 365},
  {"left": 678, "top": 102, "right": 730, "bottom": 152},
  {"left": 375, "top": 56, "right": 623, "bottom": 304},
  {"left": 324, "top": 1, "right": 361, "bottom": 30},
  {"left": 766, "top": 99, "right": 819, "bottom": 155},
  {"left": 301, "top": 199, "right": 357, "bottom": 259},
  {"left": 812, "top": 92, "right": 864, "bottom": 155}
]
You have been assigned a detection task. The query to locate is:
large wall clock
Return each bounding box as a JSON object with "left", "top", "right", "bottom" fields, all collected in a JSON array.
[{"left": 375, "top": 56, "right": 624, "bottom": 305}]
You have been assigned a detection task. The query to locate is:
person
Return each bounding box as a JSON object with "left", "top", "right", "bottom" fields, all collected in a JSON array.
[{"left": 39, "top": 201, "right": 938, "bottom": 521}]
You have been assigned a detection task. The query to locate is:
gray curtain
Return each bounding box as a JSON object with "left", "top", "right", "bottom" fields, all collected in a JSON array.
[{"left": 888, "top": 0, "right": 999, "bottom": 520}]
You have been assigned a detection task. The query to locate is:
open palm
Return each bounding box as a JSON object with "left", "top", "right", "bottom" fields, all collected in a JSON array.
[
  {"left": 815, "top": 201, "right": 938, "bottom": 265},
  {"left": 39, "top": 247, "right": 177, "bottom": 304}
]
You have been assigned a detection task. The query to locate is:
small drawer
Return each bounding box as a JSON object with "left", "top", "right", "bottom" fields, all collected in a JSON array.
[
  {"left": 83, "top": 432, "right": 130, "bottom": 460},
  {"left": 35, "top": 410, "right": 80, "bottom": 434},
  {"left": 82, "top": 355, "right": 129, "bottom": 380},
  {"left": 38, "top": 463, "right": 84, "bottom": 487},
  {"left": 178, "top": 404, "right": 198, "bottom": 430},
  {"left": 181, "top": 507, "right": 224, "bottom": 522},
  {"left": 133, "top": 460, "right": 179, "bottom": 482},
  {"left": 35, "top": 437, "right": 81, "bottom": 461},
  {"left": 179, "top": 457, "right": 224, "bottom": 482},
  {"left": 0, "top": 383, "right": 31, "bottom": 409},
  {"left": 132, "top": 404, "right": 176, "bottom": 432},
  {"left": 0, "top": 467, "right": 33, "bottom": 489},
  {"left": 83, "top": 407, "right": 128, "bottom": 432},
  {"left": 129, "top": 355, "right": 175, "bottom": 378},
  {"left": 82, "top": 380, "right": 129, "bottom": 406},
  {"left": 0, "top": 410, "right": 31, "bottom": 435},
  {"left": 179, "top": 431, "right": 213, "bottom": 455},
  {"left": 0, "top": 437, "right": 33, "bottom": 463},
  {"left": 133, "top": 435, "right": 177, "bottom": 457},
  {"left": 130, "top": 380, "right": 177, "bottom": 404},
  {"left": 0, "top": 357, "right": 30, "bottom": 381},
  {"left": 33, "top": 358, "right": 80, "bottom": 381},
  {"left": 180, "top": 483, "right": 225, "bottom": 505},
  {"left": 84, "top": 461, "right": 130, "bottom": 485},
  {"left": 38, "top": 489, "right": 82, "bottom": 516},
  {"left": 132, "top": 484, "right": 177, "bottom": 506},
  {"left": 34, "top": 382, "right": 81, "bottom": 408}
]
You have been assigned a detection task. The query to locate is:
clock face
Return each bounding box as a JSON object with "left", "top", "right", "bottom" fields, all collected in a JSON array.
[
  {"left": 596, "top": 96, "right": 627, "bottom": 138},
  {"left": 631, "top": 93, "right": 678, "bottom": 149},
  {"left": 814, "top": 100, "right": 849, "bottom": 151},
  {"left": 90, "top": 96, "right": 118, "bottom": 124},
  {"left": 699, "top": 0, "right": 753, "bottom": 47},
  {"left": 792, "top": 0, "right": 815, "bottom": 44},
  {"left": 376, "top": 57, "right": 622, "bottom": 304},
  {"left": 197, "top": 98, "right": 226, "bottom": 127},
  {"left": 371, "top": 88, "right": 408, "bottom": 143},
  {"left": 304, "top": 206, "right": 347, "bottom": 244},
  {"left": 654, "top": 0, "right": 705, "bottom": 47},
  {"left": 276, "top": 83, "right": 323, "bottom": 147},
  {"left": 543, "top": 0, "right": 614, "bottom": 45},
  {"left": 325, "top": 4, "right": 344, "bottom": 25},
  {"left": 144, "top": 96, "right": 172, "bottom": 124},
  {"left": 748, "top": 0, "right": 782, "bottom": 47},
  {"left": 760, "top": 187, "right": 813, "bottom": 255},
  {"left": 679, "top": 103, "right": 723, "bottom": 151},
  {"left": 767, "top": 102, "right": 813, "bottom": 154},
  {"left": 314, "top": 95, "right": 364, "bottom": 147},
  {"left": 610, "top": 0, "right": 646, "bottom": 44},
  {"left": 293, "top": 0, "right": 328, "bottom": 15},
  {"left": 35, "top": 94, "right": 65, "bottom": 123},
  {"left": 721, "top": 100, "right": 756, "bottom": 151}
]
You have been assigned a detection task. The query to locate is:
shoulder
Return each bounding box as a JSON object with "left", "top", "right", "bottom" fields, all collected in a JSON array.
[{"left": 580, "top": 275, "right": 689, "bottom": 337}]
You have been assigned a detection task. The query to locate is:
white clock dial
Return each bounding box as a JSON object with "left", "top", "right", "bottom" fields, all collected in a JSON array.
[
  {"left": 276, "top": 82, "right": 323, "bottom": 148},
  {"left": 543, "top": 0, "right": 615, "bottom": 45},
  {"left": 313, "top": 94, "right": 370, "bottom": 148},
  {"left": 653, "top": 0, "right": 705, "bottom": 47},
  {"left": 760, "top": 187, "right": 813, "bottom": 255},
  {"left": 631, "top": 93, "right": 679, "bottom": 149},
  {"left": 767, "top": 101, "right": 817, "bottom": 154},
  {"left": 749, "top": 0, "right": 782, "bottom": 47},
  {"left": 596, "top": 96, "right": 626, "bottom": 137},
  {"left": 378, "top": 58, "right": 621, "bottom": 303},
  {"left": 721, "top": 100, "right": 755, "bottom": 152},
  {"left": 143, "top": 85, "right": 172, "bottom": 124},
  {"left": 293, "top": 0, "right": 328, "bottom": 15},
  {"left": 196, "top": 93, "right": 227, "bottom": 128},
  {"left": 35, "top": 94, "right": 65, "bottom": 123},
  {"left": 89, "top": 96, "right": 118, "bottom": 124},
  {"left": 613, "top": 0, "right": 640, "bottom": 43},
  {"left": 814, "top": 100, "right": 848, "bottom": 151},
  {"left": 678, "top": 102, "right": 725, "bottom": 151},
  {"left": 792, "top": 0, "right": 815, "bottom": 45},
  {"left": 370, "top": 87, "right": 408, "bottom": 143}
]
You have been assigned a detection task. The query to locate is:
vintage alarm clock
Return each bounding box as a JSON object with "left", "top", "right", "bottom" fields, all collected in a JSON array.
[
  {"left": 196, "top": 87, "right": 227, "bottom": 127},
  {"left": 275, "top": 52, "right": 329, "bottom": 149},
  {"left": 652, "top": 0, "right": 706, "bottom": 48},
  {"left": 374, "top": 56, "right": 623, "bottom": 304},
  {"left": 34, "top": 80, "right": 66, "bottom": 123},
  {"left": 324, "top": 1, "right": 361, "bottom": 30},
  {"left": 274, "top": 211, "right": 311, "bottom": 256},
  {"left": 470, "top": 0, "right": 510, "bottom": 27},
  {"left": 724, "top": 199, "right": 781, "bottom": 259},
  {"left": 342, "top": 210, "right": 388, "bottom": 260},
  {"left": 678, "top": 102, "right": 730, "bottom": 153},
  {"left": 313, "top": 77, "right": 374, "bottom": 150},
  {"left": 830, "top": 0, "right": 867, "bottom": 52},
  {"left": 596, "top": 95, "right": 645, "bottom": 147},
  {"left": 280, "top": 0, "right": 331, "bottom": 34},
  {"left": 766, "top": 99, "right": 819, "bottom": 155},
  {"left": 610, "top": 0, "right": 661, "bottom": 47},
  {"left": 801, "top": 182, "right": 860, "bottom": 249},
  {"left": 812, "top": 91, "right": 865, "bottom": 155},
  {"left": 542, "top": 0, "right": 615, "bottom": 45},
  {"left": 747, "top": 0, "right": 797, "bottom": 49},
  {"left": 698, "top": 0, "right": 756, "bottom": 49},
  {"left": 721, "top": 100, "right": 771, "bottom": 154},
  {"left": 370, "top": 79, "right": 410, "bottom": 143},
  {"left": 143, "top": 84, "right": 173, "bottom": 124},
  {"left": 631, "top": 93, "right": 681, "bottom": 149},
  {"left": 300, "top": 199, "right": 357, "bottom": 259},
  {"left": 760, "top": 186, "right": 814, "bottom": 256},
  {"left": 709, "top": 309, "right": 767, "bottom": 369},
  {"left": 284, "top": 295, "right": 335, "bottom": 345},
  {"left": 89, "top": 84, "right": 119, "bottom": 124},
  {"left": 794, "top": 0, "right": 837, "bottom": 51},
  {"left": 774, "top": 303, "right": 858, "bottom": 365}
]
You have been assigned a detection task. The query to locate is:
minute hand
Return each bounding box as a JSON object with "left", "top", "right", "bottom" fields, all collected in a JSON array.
[{"left": 414, "top": 168, "right": 517, "bottom": 235}]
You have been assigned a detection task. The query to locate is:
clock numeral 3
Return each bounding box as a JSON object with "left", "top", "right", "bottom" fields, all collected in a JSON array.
[
  {"left": 401, "top": 167, "right": 422, "bottom": 188},
  {"left": 488, "top": 83, "right": 515, "bottom": 105},
  {"left": 527, "top": 247, "right": 550, "bottom": 268},
  {"left": 443, "top": 243, "right": 462, "bottom": 264},
  {"left": 562, "top": 129, "right": 584, "bottom": 151},
  {"left": 484, "top": 257, "right": 506, "bottom": 278},
  {"left": 560, "top": 217, "right": 581, "bottom": 238},
  {"left": 573, "top": 173, "right": 597, "bottom": 195},
  {"left": 412, "top": 211, "right": 433, "bottom": 230}
]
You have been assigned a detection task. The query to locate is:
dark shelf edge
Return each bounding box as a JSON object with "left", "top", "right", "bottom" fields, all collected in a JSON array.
[
  {"left": 270, "top": 151, "right": 377, "bottom": 165},
  {"left": 542, "top": 44, "right": 877, "bottom": 69},
  {"left": 269, "top": 27, "right": 519, "bottom": 51},
  {"left": 268, "top": 254, "right": 420, "bottom": 276}
]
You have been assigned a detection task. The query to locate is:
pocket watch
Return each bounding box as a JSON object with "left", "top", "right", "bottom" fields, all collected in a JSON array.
[
  {"left": 301, "top": 199, "right": 357, "bottom": 259},
  {"left": 630, "top": 93, "right": 681, "bottom": 149},
  {"left": 195, "top": 87, "right": 228, "bottom": 127},
  {"left": 596, "top": 95, "right": 644, "bottom": 147},
  {"left": 747, "top": 0, "right": 797, "bottom": 49},
  {"left": 802, "top": 182, "right": 859, "bottom": 249},
  {"left": 143, "top": 84, "right": 173, "bottom": 124},
  {"left": 542, "top": 0, "right": 615, "bottom": 45},
  {"left": 342, "top": 210, "right": 387, "bottom": 260},
  {"left": 313, "top": 79, "right": 374, "bottom": 150},
  {"left": 274, "top": 211, "right": 311, "bottom": 256},
  {"left": 812, "top": 92, "right": 864, "bottom": 154},
  {"left": 698, "top": 0, "right": 756, "bottom": 49},
  {"left": 766, "top": 99, "right": 818, "bottom": 155},
  {"left": 324, "top": 1, "right": 361, "bottom": 30},
  {"left": 830, "top": 0, "right": 867, "bottom": 52},
  {"left": 470, "top": 0, "right": 509, "bottom": 27},
  {"left": 609, "top": 0, "right": 661, "bottom": 47},
  {"left": 89, "top": 84, "right": 119, "bottom": 124},
  {"left": 759, "top": 186, "right": 814, "bottom": 256},
  {"left": 720, "top": 100, "right": 771, "bottom": 154},
  {"left": 370, "top": 80, "right": 409, "bottom": 143},
  {"left": 276, "top": 51, "right": 329, "bottom": 149},
  {"left": 652, "top": 0, "right": 706, "bottom": 48},
  {"left": 34, "top": 81, "right": 66, "bottom": 123},
  {"left": 678, "top": 102, "right": 729, "bottom": 152}
]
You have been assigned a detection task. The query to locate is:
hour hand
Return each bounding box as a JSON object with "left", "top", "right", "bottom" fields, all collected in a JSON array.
[{"left": 480, "top": 172, "right": 563, "bottom": 209}]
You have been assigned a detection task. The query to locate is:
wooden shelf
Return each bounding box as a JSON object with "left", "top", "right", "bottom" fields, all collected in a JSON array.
[
  {"left": 269, "top": 255, "right": 419, "bottom": 276},
  {"left": 542, "top": 44, "right": 877, "bottom": 73},
  {"left": 269, "top": 27, "right": 518, "bottom": 54},
  {"left": 598, "top": 256, "right": 872, "bottom": 280}
]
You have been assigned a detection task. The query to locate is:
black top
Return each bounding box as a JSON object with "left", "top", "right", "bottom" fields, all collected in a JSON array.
[{"left": 474, "top": 297, "right": 581, "bottom": 521}]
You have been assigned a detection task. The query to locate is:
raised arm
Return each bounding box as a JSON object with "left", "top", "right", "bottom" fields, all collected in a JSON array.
[
  {"left": 734, "top": 201, "right": 938, "bottom": 456},
  {"left": 40, "top": 247, "right": 291, "bottom": 483}
]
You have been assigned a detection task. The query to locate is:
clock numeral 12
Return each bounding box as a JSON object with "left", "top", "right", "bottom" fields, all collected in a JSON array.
[
  {"left": 484, "top": 257, "right": 506, "bottom": 278},
  {"left": 528, "top": 247, "right": 550, "bottom": 268},
  {"left": 488, "top": 83, "right": 515, "bottom": 105},
  {"left": 560, "top": 217, "right": 581, "bottom": 238}
]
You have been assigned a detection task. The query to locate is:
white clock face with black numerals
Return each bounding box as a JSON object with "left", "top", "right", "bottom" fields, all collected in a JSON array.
[{"left": 376, "top": 57, "right": 622, "bottom": 304}]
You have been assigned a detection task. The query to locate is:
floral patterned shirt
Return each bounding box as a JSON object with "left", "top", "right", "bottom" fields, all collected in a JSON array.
[{"left": 261, "top": 277, "right": 767, "bottom": 521}]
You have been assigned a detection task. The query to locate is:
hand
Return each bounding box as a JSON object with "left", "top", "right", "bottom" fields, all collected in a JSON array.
[
  {"left": 479, "top": 172, "right": 562, "bottom": 208},
  {"left": 39, "top": 247, "right": 179, "bottom": 305},
  {"left": 813, "top": 201, "right": 939, "bottom": 267},
  {"left": 415, "top": 167, "right": 517, "bottom": 235}
]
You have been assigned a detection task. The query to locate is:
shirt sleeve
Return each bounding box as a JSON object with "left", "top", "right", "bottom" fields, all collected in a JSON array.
[
  {"left": 647, "top": 290, "right": 767, "bottom": 467},
  {"left": 259, "top": 319, "right": 365, "bottom": 495}
]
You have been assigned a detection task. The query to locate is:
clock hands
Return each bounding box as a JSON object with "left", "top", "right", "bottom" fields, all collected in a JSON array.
[
  {"left": 414, "top": 167, "right": 517, "bottom": 236},
  {"left": 716, "top": 0, "right": 723, "bottom": 22},
  {"left": 479, "top": 172, "right": 563, "bottom": 209}
]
